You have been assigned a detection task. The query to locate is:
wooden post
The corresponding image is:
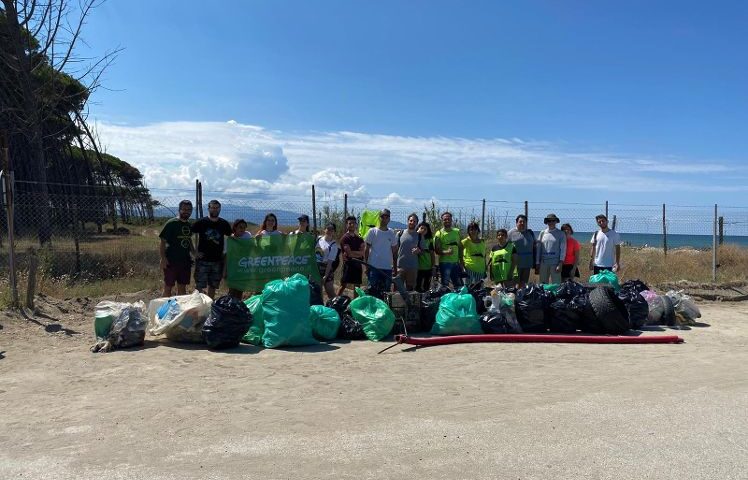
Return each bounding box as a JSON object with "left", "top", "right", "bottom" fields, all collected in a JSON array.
[
  {"left": 311, "top": 185, "right": 318, "bottom": 235},
  {"left": 481, "top": 199, "right": 486, "bottom": 237},
  {"left": 713, "top": 204, "right": 718, "bottom": 283},
  {"left": 197, "top": 181, "right": 204, "bottom": 218},
  {"left": 2, "top": 139, "right": 19, "bottom": 307},
  {"left": 26, "top": 248, "right": 39, "bottom": 310},
  {"left": 611, "top": 214, "right": 617, "bottom": 231},
  {"left": 344, "top": 193, "right": 348, "bottom": 220},
  {"left": 718, "top": 216, "right": 724, "bottom": 245},
  {"left": 524, "top": 200, "right": 528, "bottom": 223},
  {"left": 662, "top": 204, "right": 667, "bottom": 256},
  {"left": 605, "top": 201, "right": 609, "bottom": 219},
  {"left": 194, "top": 179, "right": 200, "bottom": 219}
]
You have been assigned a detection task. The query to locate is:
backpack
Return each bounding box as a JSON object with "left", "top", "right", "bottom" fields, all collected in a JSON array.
[{"left": 318, "top": 237, "right": 341, "bottom": 271}]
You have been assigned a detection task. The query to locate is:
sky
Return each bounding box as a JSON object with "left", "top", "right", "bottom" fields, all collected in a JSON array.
[{"left": 78, "top": 0, "right": 748, "bottom": 207}]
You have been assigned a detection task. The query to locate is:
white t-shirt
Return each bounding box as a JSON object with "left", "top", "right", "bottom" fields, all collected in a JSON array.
[
  {"left": 590, "top": 229, "right": 622, "bottom": 267},
  {"left": 365, "top": 227, "right": 398, "bottom": 270},
  {"left": 316, "top": 236, "right": 339, "bottom": 264}
]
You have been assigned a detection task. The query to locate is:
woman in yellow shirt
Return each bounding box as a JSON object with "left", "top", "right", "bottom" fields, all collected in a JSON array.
[{"left": 461, "top": 222, "right": 487, "bottom": 285}]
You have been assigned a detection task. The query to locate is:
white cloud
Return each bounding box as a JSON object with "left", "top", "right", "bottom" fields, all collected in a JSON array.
[{"left": 96, "top": 120, "right": 741, "bottom": 202}]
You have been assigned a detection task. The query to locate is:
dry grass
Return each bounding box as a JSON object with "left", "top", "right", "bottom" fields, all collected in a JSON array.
[{"left": 1, "top": 228, "right": 746, "bottom": 307}]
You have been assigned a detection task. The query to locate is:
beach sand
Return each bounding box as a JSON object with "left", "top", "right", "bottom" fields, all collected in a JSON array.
[{"left": 0, "top": 301, "right": 746, "bottom": 479}]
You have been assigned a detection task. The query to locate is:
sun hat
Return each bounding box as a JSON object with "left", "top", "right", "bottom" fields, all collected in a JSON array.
[{"left": 544, "top": 213, "right": 560, "bottom": 224}]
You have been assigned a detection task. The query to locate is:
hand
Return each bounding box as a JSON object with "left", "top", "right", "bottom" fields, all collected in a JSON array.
[
  {"left": 444, "top": 248, "right": 452, "bottom": 255},
  {"left": 556, "top": 263, "right": 562, "bottom": 273},
  {"left": 613, "top": 262, "right": 620, "bottom": 273},
  {"left": 411, "top": 247, "right": 421, "bottom": 254}
]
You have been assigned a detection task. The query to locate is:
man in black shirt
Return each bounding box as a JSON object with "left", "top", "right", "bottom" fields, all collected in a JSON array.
[{"left": 191, "top": 199, "right": 232, "bottom": 298}]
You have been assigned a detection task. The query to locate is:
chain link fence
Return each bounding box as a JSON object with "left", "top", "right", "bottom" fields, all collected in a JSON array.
[{"left": 2, "top": 179, "right": 747, "bottom": 300}]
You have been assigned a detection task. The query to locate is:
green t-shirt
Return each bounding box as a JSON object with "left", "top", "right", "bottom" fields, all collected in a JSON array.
[
  {"left": 434, "top": 228, "right": 461, "bottom": 263},
  {"left": 462, "top": 237, "right": 487, "bottom": 274},
  {"left": 489, "top": 242, "right": 517, "bottom": 282},
  {"left": 159, "top": 218, "right": 193, "bottom": 263},
  {"left": 418, "top": 238, "right": 434, "bottom": 270}
]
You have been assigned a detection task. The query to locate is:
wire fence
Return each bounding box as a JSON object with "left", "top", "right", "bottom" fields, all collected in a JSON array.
[{"left": 1, "top": 179, "right": 747, "bottom": 297}]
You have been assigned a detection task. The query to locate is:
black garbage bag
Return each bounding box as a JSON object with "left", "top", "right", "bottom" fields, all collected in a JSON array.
[
  {"left": 617, "top": 290, "right": 649, "bottom": 329},
  {"left": 480, "top": 311, "right": 521, "bottom": 334},
  {"left": 515, "top": 283, "right": 548, "bottom": 333},
  {"left": 202, "top": 295, "right": 253, "bottom": 350},
  {"left": 420, "top": 285, "right": 453, "bottom": 332},
  {"left": 555, "top": 279, "right": 587, "bottom": 301},
  {"left": 309, "top": 280, "right": 324, "bottom": 306},
  {"left": 468, "top": 281, "right": 490, "bottom": 315},
  {"left": 362, "top": 285, "right": 386, "bottom": 300},
  {"left": 619, "top": 279, "right": 650, "bottom": 295},
  {"left": 326, "top": 295, "right": 352, "bottom": 319},
  {"left": 547, "top": 299, "right": 581, "bottom": 333},
  {"left": 337, "top": 313, "right": 366, "bottom": 340},
  {"left": 586, "top": 286, "right": 630, "bottom": 334}
]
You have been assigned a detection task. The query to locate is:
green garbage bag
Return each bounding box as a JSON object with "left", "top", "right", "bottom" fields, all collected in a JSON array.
[
  {"left": 309, "top": 305, "right": 341, "bottom": 341},
  {"left": 349, "top": 287, "right": 396, "bottom": 341},
  {"left": 589, "top": 270, "right": 620, "bottom": 292},
  {"left": 431, "top": 286, "right": 482, "bottom": 335},
  {"left": 358, "top": 210, "right": 381, "bottom": 239},
  {"left": 542, "top": 283, "right": 560, "bottom": 294},
  {"left": 241, "top": 295, "right": 265, "bottom": 346},
  {"left": 261, "top": 273, "right": 318, "bottom": 348}
]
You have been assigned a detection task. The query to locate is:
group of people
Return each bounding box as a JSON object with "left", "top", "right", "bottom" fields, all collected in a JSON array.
[{"left": 158, "top": 199, "right": 623, "bottom": 302}]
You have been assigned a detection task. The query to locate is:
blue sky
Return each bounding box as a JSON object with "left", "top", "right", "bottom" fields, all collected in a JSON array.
[{"left": 82, "top": 0, "right": 748, "bottom": 206}]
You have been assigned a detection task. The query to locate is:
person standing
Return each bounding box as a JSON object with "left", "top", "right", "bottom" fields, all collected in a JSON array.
[
  {"left": 223, "top": 218, "right": 253, "bottom": 299},
  {"left": 191, "top": 200, "right": 232, "bottom": 299},
  {"left": 338, "top": 216, "right": 366, "bottom": 297},
  {"left": 561, "top": 223, "right": 581, "bottom": 280},
  {"left": 507, "top": 214, "right": 536, "bottom": 288},
  {"left": 589, "top": 214, "right": 622, "bottom": 274},
  {"left": 535, "top": 213, "right": 566, "bottom": 284},
  {"left": 434, "top": 212, "right": 463, "bottom": 288},
  {"left": 159, "top": 200, "right": 194, "bottom": 297},
  {"left": 395, "top": 213, "right": 425, "bottom": 291},
  {"left": 461, "top": 222, "right": 487, "bottom": 285},
  {"left": 257, "top": 213, "right": 281, "bottom": 236},
  {"left": 364, "top": 209, "right": 398, "bottom": 294},
  {"left": 316, "top": 223, "right": 340, "bottom": 300},
  {"left": 291, "top": 214, "right": 310, "bottom": 234},
  {"left": 415, "top": 222, "right": 436, "bottom": 292},
  {"left": 488, "top": 228, "right": 518, "bottom": 288}
]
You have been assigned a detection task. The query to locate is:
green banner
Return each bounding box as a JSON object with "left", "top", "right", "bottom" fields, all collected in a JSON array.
[{"left": 225, "top": 233, "right": 321, "bottom": 291}]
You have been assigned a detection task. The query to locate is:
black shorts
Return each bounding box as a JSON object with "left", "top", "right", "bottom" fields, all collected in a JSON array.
[
  {"left": 340, "top": 261, "right": 363, "bottom": 285},
  {"left": 561, "top": 264, "right": 580, "bottom": 279}
]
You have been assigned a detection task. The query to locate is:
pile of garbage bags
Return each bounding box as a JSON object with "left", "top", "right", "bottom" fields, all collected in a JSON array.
[{"left": 90, "top": 300, "right": 147, "bottom": 353}]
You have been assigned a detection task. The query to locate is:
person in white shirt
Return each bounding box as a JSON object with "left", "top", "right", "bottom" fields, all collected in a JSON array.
[
  {"left": 364, "top": 209, "right": 398, "bottom": 295},
  {"left": 316, "top": 223, "right": 340, "bottom": 300},
  {"left": 256, "top": 213, "right": 281, "bottom": 236},
  {"left": 589, "top": 214, "right": 622, "bottom": 274}
]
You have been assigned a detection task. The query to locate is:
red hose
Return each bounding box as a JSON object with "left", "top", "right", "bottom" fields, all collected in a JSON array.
[{"left": 395, "top": 333, "right": 684, "bottom": 346}]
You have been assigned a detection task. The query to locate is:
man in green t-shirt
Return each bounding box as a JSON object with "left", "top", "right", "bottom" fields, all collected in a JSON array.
[
  {"left": 434, "top": 211, "right": 463, "bottom": 288},
  {"left": 159, "top": 200, "right": 194, "bottom": 296}
]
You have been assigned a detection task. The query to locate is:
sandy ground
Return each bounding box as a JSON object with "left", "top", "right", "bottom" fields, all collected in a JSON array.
[{"left": 0, "top": 298, "right": 747, "bottom": 480}]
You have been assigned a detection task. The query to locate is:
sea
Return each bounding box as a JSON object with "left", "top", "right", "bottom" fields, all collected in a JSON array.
[{"left": 575, "top": 232, "right": 748, "bottom": 249}]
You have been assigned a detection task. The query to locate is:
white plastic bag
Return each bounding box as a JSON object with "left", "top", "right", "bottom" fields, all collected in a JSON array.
[
  {"left": 148, "top": 291, "right": 213, "bottom": 338},
  {"left": 666, "top": 290, "right": 701, "bottom": 322},
  {"left": 91, "top": 301, "right": 147, "bottom": 352}
]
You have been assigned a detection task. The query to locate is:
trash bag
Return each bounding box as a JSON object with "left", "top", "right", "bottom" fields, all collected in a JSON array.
[
  {"left": 542, "top": 283, "right": 561, "bottom": 295},
  {"left": 261, "top": 273, "right": 318, "bottom": 348},
  {"left": 362, "top": 284, "right": 386, "bottom": 300},
  {"left": 309, "top": 279, "right": 324, "bottom": 306},
  {"left": 147, "top": 291, "right": 213, "bottom": 342},
  {"left": 617, "top": 289, "right": 649, "bottom": 329},
  {"left": 337, "top": 313, "right": 366, "bottom": 340},
  {"left": 515, "top": 283, "right": 549, "bottom": 333},
  {"left": 91, "top": 301, "right": 147, "bottom": 353},
  {"left": 326, "top": 295, "right": 352, "bottom": 319},
  {"left": 242, "top": 295, "right": 265, "bottom": 346},
  {"left": 587, "top": 286, "right": 630, "bottom": 334},
  {"left": 555, "top": 280, "right": 587, "bottom": 301},
  {"left": 547, "top": 299, "right": 580, "bottom": 333},
  {"left": 420, "top": 285, "right": 452, "bottom": 332},
  {"left": 568, "top": 292, "right": 598, "bottom": 332},
  {"left": 431, "top": 286, "right": 482, "bottom": 335},
  {"left": 309, "top": 305, "right": 341, "bottom": 340},
  {"left": 644, "top": 294, "right": 665, "bottom": 325},
  {"left": 666, "top": 290, "right": 701, "bottom": 324},
  {"left": 588, "top": 270, "right": 621, "bottom": 292},
  {"left": 640, "top": 290, "right": 659, "bottom": 303},
  {"left": 480, "top": 310, "right": 522, "bottom": 334},
  {"left": 467, "top": 281, "right": 490, "bottom": 315},
  {"left": 349, "top": 287, "right": 396, "bottom": 341},
  {"left": 202, "top": 295, "right": 253, "bottom": 350},
  {"left": 620, "top": 279, "right": 649, "bottom": 295}
]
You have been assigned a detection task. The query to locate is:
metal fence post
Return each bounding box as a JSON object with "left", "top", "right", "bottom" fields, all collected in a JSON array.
[
  {"left": 718, "top": 216, "right": 724, "bottom": 245},
  {"left": 481, "top": 199, "right": 486, "bottom": 236},
  {"left": 195, "top": 179, "right": 199, "bottom": 219},
  {"left": 524, "top": 200, "right": 528, "bottom": 222},
  {"left": 611, "top": 214, "right": 617, "bottom": 231},
  {"left": 2, "top": 140, "right": 19, "bottom": 307},
  {"left": 662, "top": 203, "right": 667, "bottom": 256},
  {"left": 311, "top": 184, "right": 317, "bottom": 234},
  {"left": 344, "top": 193, "right": 348, "bottom": 220},
  {"left": 713, "top": 204, "right": 717, "bottom": 283},
  {"left": 605, "top": 200, "right": 609, "bottom": 219}
]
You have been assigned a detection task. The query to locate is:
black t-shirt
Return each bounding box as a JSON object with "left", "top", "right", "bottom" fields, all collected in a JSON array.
[
  {"left": 340, "top": 232, "right": 365, "bottom": 261},
  {"left": 191, "top": 217, "right": 232, "bottom": 262}
]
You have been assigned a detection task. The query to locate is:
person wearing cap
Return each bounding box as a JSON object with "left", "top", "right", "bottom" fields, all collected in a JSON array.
[
  {"left": 338, "top": 215, "right": 366, "bottom": 297},
  {"left": 507, "top": 214, "right": 536, "bottom": 288},
  {"left": 316, "top": 223, "right": 340, "bottom": 300},
  {"left": 589, "top": 214, "right": 622, "bottom": 274},
  {"left": 535, "top": 213, "right": 566, "bottom": 284},
  {"left": 364, "top": 209, "right": 398, "bottom": 294},
  {"left": 292, "top": 214, "right": 310, "bottom": 234},
  {"left": 434, "top": 211, "right": 463, "bottom": 289}
]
